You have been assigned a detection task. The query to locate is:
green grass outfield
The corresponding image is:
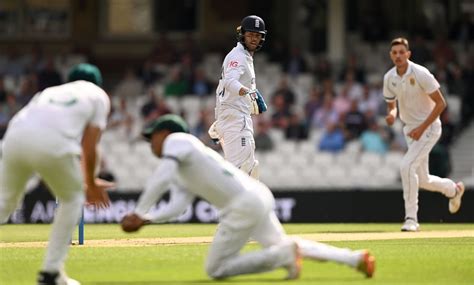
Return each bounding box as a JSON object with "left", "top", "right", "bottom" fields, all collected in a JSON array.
[{"left": 1, "top": 223, "right": 473, "bottom": 285}]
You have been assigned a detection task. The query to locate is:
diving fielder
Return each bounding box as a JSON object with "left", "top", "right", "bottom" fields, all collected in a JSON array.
[
  {"left": 208, "top": 15, "right": 268, "bottom": 179},
  {"left": 122, "top": 115, "right": 375, "bottom": 280},
  {"left": 0, "top": 63, "right": 113, "bottom": 285},
  {"left": 383, "top": 37, "right": 465, "bottom": 232}
]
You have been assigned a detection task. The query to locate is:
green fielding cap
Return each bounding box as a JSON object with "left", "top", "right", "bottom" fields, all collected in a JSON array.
[
  {"left": 67, "top": 63, "right": 103, "bottom": 87},
  {"left": 142, "top": 114, "right": 189, "bottom": 140}
]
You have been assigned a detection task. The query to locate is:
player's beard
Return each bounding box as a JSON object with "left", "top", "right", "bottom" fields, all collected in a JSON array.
[{"left": 246, "top": 43, "right": 258, "bottom": 52}]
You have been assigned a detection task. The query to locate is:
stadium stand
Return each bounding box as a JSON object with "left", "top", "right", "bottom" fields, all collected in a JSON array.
[{"left": 0, "top": 27, "right": 472, "bottom": 191}]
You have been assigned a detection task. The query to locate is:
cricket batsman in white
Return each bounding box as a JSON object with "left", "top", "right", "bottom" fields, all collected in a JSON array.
[
  {"left": 122, "top": 114, "right": 375, "bottom": 280},
  {"left": 208, "top": 15, "right": 268, "bottom": 179},
  {"left": 0, "top": 63, "right": 113, "bottom": 285}
]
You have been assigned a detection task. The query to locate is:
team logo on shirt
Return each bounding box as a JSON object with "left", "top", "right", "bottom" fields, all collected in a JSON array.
[
  {"left": 229, "top": 61, "right": 238, "bottom": 68},
  {"left": 410, "top": 77, "right": 415, "bottom": 86}
]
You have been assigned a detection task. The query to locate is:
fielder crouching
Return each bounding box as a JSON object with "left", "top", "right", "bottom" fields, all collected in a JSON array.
[{"left": 122, "top": 114, "right": 375, "bottom": 280}]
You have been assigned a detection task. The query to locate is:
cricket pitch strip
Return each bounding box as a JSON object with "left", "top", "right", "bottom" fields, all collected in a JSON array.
[{"left": 2, "top": 229, "right": 473, "bottom": 248}]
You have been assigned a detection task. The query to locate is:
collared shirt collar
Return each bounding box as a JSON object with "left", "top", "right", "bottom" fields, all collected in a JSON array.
[
  {"left": 397, "top": 60, "right": 413, "bottom": 78},
  {"left": 237, "top": 42, "right": 251, "bottom": 57},
  {"left": 406, "top": 60, "right": 414, "bottom": 76}
]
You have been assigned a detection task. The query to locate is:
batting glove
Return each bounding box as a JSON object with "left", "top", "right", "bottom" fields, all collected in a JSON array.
[
  {"left": 208, "top": 121, "right": 220, "bottom": 144},
  {"left": 248, "top": 89, "right": 267, "bottom": 114}
]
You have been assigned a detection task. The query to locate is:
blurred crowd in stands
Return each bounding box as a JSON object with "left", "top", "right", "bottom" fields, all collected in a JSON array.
[{"left": 0, "top": 33, "right": 473, "bottom": 180}]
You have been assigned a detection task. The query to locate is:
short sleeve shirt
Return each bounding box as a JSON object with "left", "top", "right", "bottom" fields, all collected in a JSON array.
[{"left": 383, "top": 61, "right": 440, "bottom": 126}]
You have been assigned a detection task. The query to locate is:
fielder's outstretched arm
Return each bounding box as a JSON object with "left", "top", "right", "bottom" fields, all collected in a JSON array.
[
  {"left": 134, "top": 158, "right": 177, "bottom": 218},
  {"left": 147, "top": 185, "right": 195, "bottom": 223}
]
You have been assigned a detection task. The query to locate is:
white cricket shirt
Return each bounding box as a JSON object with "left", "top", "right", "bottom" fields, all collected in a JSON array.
[
  {"left": 135, "top": 133, "right": 261, "bottom": 217},
  {"left": 215, "top": 42, "right": 256, "bottom": 117},
  {"left": 8, "top": 80, "right": 110, "bottom": 151},
  {"left": 383, "top": 60, "right": 440, "bottom": 126}
]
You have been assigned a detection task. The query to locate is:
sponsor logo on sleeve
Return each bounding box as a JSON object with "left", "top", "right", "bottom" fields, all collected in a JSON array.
[{"left": 229, "top": 61, "right": 238, "bottom": 68}]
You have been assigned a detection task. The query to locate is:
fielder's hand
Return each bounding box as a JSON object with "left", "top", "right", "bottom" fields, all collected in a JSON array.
[
  {"left": 385, "top": 114, "right": 396, "bottom": 126},
  {"left": 408, "top": 125, "right": 426, "bottom": 141},
  {"left": 121, "top": 213, "right": 149, "bottom": 232},
  {"left": 85, "top": 178, "right": 114, "bottom": 209}
]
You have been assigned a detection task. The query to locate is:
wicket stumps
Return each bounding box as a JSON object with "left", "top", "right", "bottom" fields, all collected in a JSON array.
[{"left": 78, "top": 207, "right": 84, "bottom": 245}]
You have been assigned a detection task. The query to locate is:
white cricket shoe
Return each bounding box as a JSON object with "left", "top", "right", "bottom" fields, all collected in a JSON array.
[
  {"left": 283, "top": 240, "right": 302, "bottom": 280},
  {"left": 37, "top": 271, "right": 80, "bottom": 285},
  {"left": 401, "top": 218, "right": 419, "bottom": 232},
  {"left": 449, "top": 182, "right": 465, "bottom": 214}
]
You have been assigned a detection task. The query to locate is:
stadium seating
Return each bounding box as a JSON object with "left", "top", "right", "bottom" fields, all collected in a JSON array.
[{"left": 0, "top": 44, "right": 470, "bottom": 192}]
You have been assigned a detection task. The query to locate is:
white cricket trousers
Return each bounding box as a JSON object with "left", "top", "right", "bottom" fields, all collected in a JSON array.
[
  {"left": 0, "top": 126, "right": 85, "bottom": 273},
  {"left": 401, "top": 120, "right": 456, "bottom": 221},
  {"left": 215, "top": 110, "right": 259, "bottom": 178},
  {"left": 205, "top": 185, "right": 363, "bottom": 279}
]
